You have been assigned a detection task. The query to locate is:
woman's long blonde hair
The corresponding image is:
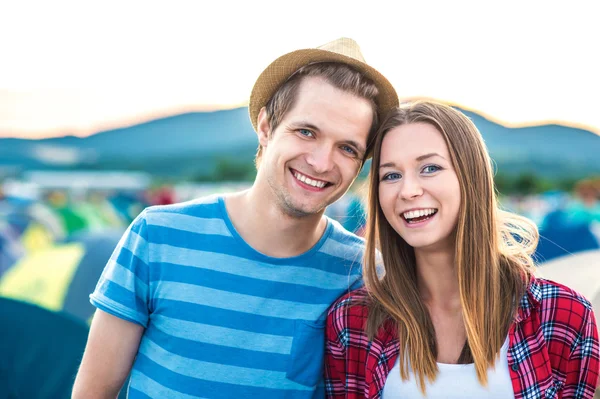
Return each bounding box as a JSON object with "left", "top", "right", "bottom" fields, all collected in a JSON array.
[{"left": 364, "top": 101, "right": 538, "bottom": 393}]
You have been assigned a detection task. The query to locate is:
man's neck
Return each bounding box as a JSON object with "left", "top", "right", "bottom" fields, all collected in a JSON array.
[{"left": 224, "top": 189, "right": 328, "bottom": 258}]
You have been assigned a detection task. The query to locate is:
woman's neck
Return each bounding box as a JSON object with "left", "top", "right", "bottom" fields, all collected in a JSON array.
[{"left": 415, "top": 248, "right": 460, "bottom": 310}]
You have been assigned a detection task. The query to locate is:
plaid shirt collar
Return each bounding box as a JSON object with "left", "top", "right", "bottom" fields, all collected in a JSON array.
[{"left": 515, "top": 276, "right": 542, "bottom": 323}]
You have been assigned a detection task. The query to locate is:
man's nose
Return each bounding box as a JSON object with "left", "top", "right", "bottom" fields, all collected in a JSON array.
[{"left": 306, "top": 146, "right": 335, "bottom": 174}]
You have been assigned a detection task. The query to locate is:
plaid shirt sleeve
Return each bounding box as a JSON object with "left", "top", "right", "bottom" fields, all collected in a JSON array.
[
  {"left": 325, "top": 308, "right": 347, "bottom": 398},
  {"left": 325, "top": 290, "right": 370, "bottom": 399},
  {"left": 511, "top": 279, "right": 600, "bottom": 399},
  {"left": 562, "top": 294, "right": 600, "bottom": 398}
]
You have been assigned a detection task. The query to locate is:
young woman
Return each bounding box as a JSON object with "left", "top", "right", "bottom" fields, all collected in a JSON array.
[{"left": 325, "top": 101, "right": 599, "bottom": 398}]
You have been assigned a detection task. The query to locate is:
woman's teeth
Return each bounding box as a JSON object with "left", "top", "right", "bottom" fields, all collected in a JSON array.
[{"left": 403, "top": 208, "right": 438, "bottom": 223}]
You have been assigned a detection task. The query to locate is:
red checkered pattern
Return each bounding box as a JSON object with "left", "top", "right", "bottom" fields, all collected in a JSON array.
[{"left": 325, "top": 278, "right": 599, "bottom": 398}]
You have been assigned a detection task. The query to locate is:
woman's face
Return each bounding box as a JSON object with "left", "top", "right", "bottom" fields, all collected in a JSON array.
[{"left": 378, "top": 122, "right": 461, "bottom": 252}]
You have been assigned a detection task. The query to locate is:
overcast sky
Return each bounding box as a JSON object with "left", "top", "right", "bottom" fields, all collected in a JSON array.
[{"left": 1, "top": 0, "right": 598, "bottom": 138}]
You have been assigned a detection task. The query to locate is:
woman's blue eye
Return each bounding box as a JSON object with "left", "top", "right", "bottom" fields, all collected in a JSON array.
[
  {"left": 382, "top": 172, "right": 401, "bottom": 181},
  {"left": 422, "top": 165, "right": 441, "bottom": 174},
  {"left": 298, "top": 129, "right": 313, "bottom": 137}
]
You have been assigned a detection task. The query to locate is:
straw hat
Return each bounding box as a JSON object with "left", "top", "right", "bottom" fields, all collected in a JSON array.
[{"left": 248, "top": 37, "right": 398, "bottom": 131}]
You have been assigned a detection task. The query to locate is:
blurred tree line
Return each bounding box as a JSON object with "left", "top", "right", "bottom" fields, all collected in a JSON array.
[
  {"left": 191, "top": 157, "right": 256, "bottom": 183},
  {"left": 188, "top": 157, "right": 582, "bottom": 196},
  {"left": 494, "top": 172, "right": 579, "bottom": 195}
]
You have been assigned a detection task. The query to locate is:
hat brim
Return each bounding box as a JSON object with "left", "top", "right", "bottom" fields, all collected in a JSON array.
[{"left": 249, "top": 48, "right": 399, "bottom": 132}]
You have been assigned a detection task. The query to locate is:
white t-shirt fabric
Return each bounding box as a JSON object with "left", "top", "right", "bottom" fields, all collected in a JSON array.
[{"left": 382, "top": 337, "right": 514, "bottom": 398}]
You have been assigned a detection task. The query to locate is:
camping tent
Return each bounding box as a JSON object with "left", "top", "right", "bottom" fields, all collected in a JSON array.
[
  {"left": 0, "top": 229, "right": 123, "bottom": 323},
  {"left": 0, "top": 297, "right": 89, "bottom": 398}
]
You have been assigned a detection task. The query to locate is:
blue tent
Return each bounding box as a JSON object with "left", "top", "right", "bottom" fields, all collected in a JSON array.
[{"left": 536, "top": 209, "right": 600, "bottom": 263}]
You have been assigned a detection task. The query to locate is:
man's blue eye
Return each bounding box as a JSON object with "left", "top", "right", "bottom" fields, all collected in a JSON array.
[
  {"left": 341, "top": 145, "right": 356, "bottom": 155},
  {"left": 422, "top": 165, "right": 441, "bottom": 174},
  {"left": 299, "top": 129, "right": 313, "bottom": 137}
]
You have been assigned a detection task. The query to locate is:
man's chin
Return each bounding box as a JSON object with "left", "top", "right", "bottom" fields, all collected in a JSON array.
[{"left": 282, "top": 202, "right": 327, "bottom": 219}]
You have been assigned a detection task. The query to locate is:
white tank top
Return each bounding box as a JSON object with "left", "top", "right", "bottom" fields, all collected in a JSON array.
[{"left": 382, "top": 337, "right": 514, "bottom": 398}]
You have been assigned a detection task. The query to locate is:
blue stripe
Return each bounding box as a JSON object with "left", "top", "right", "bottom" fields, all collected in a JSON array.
[
  {"left": 114, "top": 236, "right": 149, "bottom": 282},
  {"left": 149, "top": 245, "right": 359, "bottom": 289},
  {"left": 104, "top": 260, "right": 148, "bottom": 299},
  {"left": 155, "top": 263, "right": 346, "bottom": 304},
  {"left": 319, "top": 235, "right": 364, "bottom": 262},
  {"left": 145, "top": 325, "right": 290, "bottom": 370},
  {"left": 91, "top": 295, "right": 148, "bottom": 327},
  {"left": 129, "top": 370, "right": 207, "bottom": 398},
  {"left": 96, "top": 279, "right": 147, "bottom": 316},
  {"left": 152, "top": 300, "right": 296, "bottom": 335},
  {"left": 151, "top": 314, "right": 293, "bottom": 354},
  {"left": 147, "top": 212, "right": 231, "bottom": 237},
  {"left": 154, "top": 282, "right": 325, "bottom": 320},
  {"left": 137, "top": 339, "right": 311, "bottom": 391},
  {"left": 134, "top": 354, "right": 311, "bottom": 398},
  {"left": 146, "top": 228, "right": 362, "bottom": 276}
]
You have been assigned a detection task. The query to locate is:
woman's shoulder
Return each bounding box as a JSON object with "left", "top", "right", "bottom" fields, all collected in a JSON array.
[
  {"left": 532, "top": 277, "right": 594, "bottom": 312},
  {"left": 327, "top": 288, "right": 371, "bottom": 331},
  {"left": 529, "top": 277, "right": 596, "bottom": 333}
]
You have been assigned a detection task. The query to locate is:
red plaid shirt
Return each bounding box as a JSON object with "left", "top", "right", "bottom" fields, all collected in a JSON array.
[{"left": 325, "top": 278, "right": 599, "bottom": 398}]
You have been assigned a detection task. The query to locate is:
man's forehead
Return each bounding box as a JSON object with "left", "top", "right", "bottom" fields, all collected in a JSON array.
[{"left": 286, "top": 84, "right": 372, "bottom": 132}]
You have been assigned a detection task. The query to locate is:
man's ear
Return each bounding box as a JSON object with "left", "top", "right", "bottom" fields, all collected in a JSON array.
[{"left": 256, "top": 107, "right": 271, "bottom": 147}]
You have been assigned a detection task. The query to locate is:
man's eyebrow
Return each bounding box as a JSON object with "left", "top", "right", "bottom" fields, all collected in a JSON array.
[{"left": 288, "top": 121, "right": 320, "bottom": 131}]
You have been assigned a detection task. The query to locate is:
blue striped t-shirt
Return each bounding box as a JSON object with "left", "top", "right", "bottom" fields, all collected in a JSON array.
[{"left": 90, "top": 195, "right": 364, "bottom": 398}]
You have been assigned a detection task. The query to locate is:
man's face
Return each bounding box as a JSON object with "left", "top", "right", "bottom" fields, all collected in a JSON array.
[{"left": 256, "top": 76, "right": 374, "bottom": 218}]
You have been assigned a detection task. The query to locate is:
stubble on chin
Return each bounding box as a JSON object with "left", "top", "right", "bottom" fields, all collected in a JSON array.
[
  {"left": 268, "top": 173, "right": 330, "bottom": 218},
  {"left": 278, "top": 193, "right": 325, "bottom": 218}
]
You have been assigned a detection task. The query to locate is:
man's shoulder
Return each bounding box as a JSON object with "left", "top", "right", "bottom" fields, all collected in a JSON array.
[
  {"left": 318, "top": 219, "right": 366, "bottom": 272},
  {"left": 144, "top": 194, "right": 222, "bottom": 217},
  {"left": 324, "top": 217, "right": 366, "bottom": 257},
  {"left": 135, "top": 194, "right": 227, "bottom": 239},
  {"left": 327, "top": 217, "right": 366, "bottom": 247},
  {"left": 139, "top": 195, "right": 222, "bottom": 224}
]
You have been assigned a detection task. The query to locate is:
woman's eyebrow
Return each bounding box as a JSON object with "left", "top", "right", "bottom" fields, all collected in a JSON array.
[{"left": 416, "top": 152, "right": 446, "bottom": 161}]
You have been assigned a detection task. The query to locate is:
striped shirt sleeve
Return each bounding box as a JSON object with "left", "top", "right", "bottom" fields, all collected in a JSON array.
[{"left": 90, "top": 209, "right": 151, "bottom": 327}]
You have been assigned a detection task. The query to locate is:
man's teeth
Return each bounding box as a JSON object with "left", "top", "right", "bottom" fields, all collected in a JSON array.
[
  {"left": 403, "top": 209, "right": 437, "bottom": 219},
  {"left": 294, "top": 172, "right": 327, "bottom": 188}
]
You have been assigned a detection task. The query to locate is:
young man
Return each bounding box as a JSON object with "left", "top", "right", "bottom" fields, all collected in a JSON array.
[{"left": 72, "top": 38, "right": 398, "bottom": 399}]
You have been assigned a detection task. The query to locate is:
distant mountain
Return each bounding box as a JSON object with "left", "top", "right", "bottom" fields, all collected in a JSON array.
[
  {"left": 456, "top": 108, "right": 600, "bottom": 178},
  {"left": 0, "top": 107, "right": 258, "bottom": 178},
  {"left": 1, "top": 106, "right": 599, "bottom": 180}
]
